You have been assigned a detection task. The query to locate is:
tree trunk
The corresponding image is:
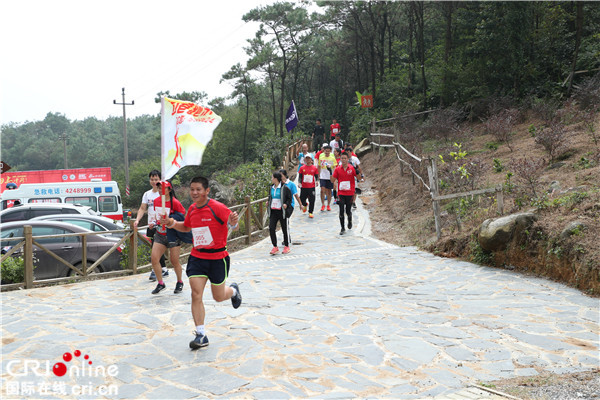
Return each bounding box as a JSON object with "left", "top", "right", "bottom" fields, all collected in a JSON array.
[
  {"left": 567, "top": 2, "right": 584, "bottom": 96},
  {"left": 441, "top": 2, "right": 454, "bottom": 107}
]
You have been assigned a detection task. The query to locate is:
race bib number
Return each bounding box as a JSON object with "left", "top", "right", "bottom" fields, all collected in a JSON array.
[
  {"left": 303, "top": 174, "right": 314, "bottom": 183},
  {"left": 339, "top": 181, "right": 351, "bottom": 191},
  {"left": 148, "top": 210, "right": 158, "bottom": 225},
  {"left": 192, "top": 226, "right": 214, "bottom": 248},
  {"left": 333, "top": 128, "right": 339, "bottom": 134},
  {"left": 271, "top": 198, "right": 282, "bottom": 210}
]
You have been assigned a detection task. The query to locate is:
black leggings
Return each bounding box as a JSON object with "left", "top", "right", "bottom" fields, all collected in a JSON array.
[
  {"left": 338, "top": 195, "right": 353, "bottom": 228},
  {"left": 300, "top": 187, "right": 316, "bottom": 213},
  {"left": 269, "top": 208, "right": 289, "bottom": 247}
]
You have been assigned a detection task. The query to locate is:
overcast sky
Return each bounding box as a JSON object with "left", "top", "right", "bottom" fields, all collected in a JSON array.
[{"left": 0, "top": 0, "right": 283, "bottom": 125}]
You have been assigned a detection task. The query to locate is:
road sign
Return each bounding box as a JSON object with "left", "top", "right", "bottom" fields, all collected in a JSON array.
[
  {"left": 361, "top": 95, "right": 373, "bottom": 108},
  {"left": 1, "top": 161, "right": 11, "bottom": 174}
]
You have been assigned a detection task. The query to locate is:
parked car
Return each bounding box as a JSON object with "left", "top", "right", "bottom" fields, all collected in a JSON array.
[
  {"left": 31, "top": 214, "right": 126, "bottom": 238},
  {"left": 0, "top": 203, "right": 98, "bottom": 223},
  {"left": 0, "top": 220, "right": 122, "bottom": 280}
]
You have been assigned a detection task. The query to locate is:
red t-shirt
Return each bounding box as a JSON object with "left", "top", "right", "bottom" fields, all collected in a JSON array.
[
  {"left": 330, "top": 123, "right": 341, "bottom": 138},
  {"left": 184, "top": 199, "right": 231, "bottom": 260},
  {"left": 332, "top": 164, "right": 357, "bottom": 196},
  {"left": 298, "top": 165, "right": 319, "bottom": 189},
  {"left": 152, "top": 197, "right": 186, "bottom": 235}
]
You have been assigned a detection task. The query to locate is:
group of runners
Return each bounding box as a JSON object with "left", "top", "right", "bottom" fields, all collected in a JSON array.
[
  {"left": 132, "top": 118, "right": 362, "bottom": 350},
  {"left": 267, "top": 119, "right": 365, "bottom": 254}
]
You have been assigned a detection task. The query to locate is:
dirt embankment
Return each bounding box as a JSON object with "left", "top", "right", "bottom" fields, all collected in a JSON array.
[{"left": 358, "top": 116, "right": 600, "bottom": 296}]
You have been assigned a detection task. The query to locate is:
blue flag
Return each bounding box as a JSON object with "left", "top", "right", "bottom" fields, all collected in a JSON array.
[{"left": 285, "top": 100, "right": 298, "bottom": 133}]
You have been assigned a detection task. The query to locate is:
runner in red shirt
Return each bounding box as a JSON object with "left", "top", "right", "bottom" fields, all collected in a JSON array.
[
  {"left": 150, "top": 181, "right": 186, "bottom": 295},
  {"left": 330, "top": 119, "right": 341, "bottom": 139},
  {"left": 161, "top": 176, "right": 242, "bottom": 350},
  {"left": 298, "top": 155, "right": 319, "bottom": 218},
  {"left": 331, "top": 152, "right": 358, "bottom": 235}
]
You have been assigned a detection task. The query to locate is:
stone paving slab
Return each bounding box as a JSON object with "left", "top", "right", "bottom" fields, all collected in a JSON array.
[{"left": 1, "top": 187, "right": 598, "bottom": 399}]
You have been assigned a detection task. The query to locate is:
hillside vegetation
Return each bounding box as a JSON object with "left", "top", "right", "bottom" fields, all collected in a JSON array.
[{"left": 360, "top": 95, "right": 600, "bottom": 296}]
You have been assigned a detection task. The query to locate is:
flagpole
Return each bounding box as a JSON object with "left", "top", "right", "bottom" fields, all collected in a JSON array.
[{"left": 160, "top": 97, "right": 166, "bottom": 225}]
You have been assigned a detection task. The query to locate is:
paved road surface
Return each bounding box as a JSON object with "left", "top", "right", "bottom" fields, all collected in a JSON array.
[{"left": 1, "top": 189, "right": 598, "bottom": 399}]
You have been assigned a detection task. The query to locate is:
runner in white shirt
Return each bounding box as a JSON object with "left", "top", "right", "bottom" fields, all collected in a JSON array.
[{"left": 134, "top": 169, "right": 168, "bottom": 281}]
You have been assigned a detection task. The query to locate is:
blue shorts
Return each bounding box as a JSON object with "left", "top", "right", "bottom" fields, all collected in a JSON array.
[
  {"left": 186, "top": 255, "right": 230, "bottom": 285},
  {"left": 320, "top": 179, "right": 333, "bottom": 190}
]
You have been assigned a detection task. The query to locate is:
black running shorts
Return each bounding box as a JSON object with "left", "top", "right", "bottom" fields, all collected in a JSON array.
[
  {"left": 320, "top": 179, "right": 333, "bottom": 190},
  {"left": 186, "top": 255, "right": 230, "bottom": 285}
]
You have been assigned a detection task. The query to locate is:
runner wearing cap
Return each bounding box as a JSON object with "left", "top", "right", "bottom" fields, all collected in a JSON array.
[
  {"left": 150, "top": 180, "right": 185, "bottom": 294},
  {"left": 331, "top": 152, "right": 359, "bottom": 235},
  {"left": 298, "top": 154, "right": 319, "bottom": 218}
]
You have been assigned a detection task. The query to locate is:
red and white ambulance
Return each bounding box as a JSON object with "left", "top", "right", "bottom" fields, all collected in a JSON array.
[{"left": 0, "top": 180, "right": 124, "bottom": 220}]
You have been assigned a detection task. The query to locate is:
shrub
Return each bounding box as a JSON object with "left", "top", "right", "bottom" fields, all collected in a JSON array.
[
  {"left": 485, "top": 142, "right": 499, "bottom": 151},
  {"left": 572, "top": 74, "right": 600, "bottom": 111},
  {"left": 483, "top": 108, "right": 519, "bottom": 151},
  {"left": 535, "top": 119, "right": 570, "bottom": 163},
  {"left": 580, "top": 108, "right": 599, "bottom": 146},
  {"left": 421, "top": 107, "right": 464, "bottom": 142},
  {"left": 509, "top": 157, "right": 547, "bottom": 200},
  {"left": 1, "top": 255, "right": 26, "bottom": 284},
  {"left": 493, "top": 158, "right": 503, "bottom": 173},
  {"left": 120, "top": 241, "right": 151, "bottom": 270}
]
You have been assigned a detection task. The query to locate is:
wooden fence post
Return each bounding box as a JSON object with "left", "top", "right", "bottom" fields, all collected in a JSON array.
[
  {"left": 427, "top": 158, "right": 442, "bottom": 240},
  {"left": 24, "top": 225, "right": 34, "bottom": 289},
  {"left": 496, "top": 186, "right": 504, "bottom": 215},
  {"left": 258, "top": 200, "right": 264, "bottom": 230},
  {"left": 82, "top": 234, "right": 88, "bottom": 276},
  {"left": 129, "top": 220, "right": 138, "bottom": 274},
  {"left": 245, "top": 195, "right": 251, "bottom": 245}
]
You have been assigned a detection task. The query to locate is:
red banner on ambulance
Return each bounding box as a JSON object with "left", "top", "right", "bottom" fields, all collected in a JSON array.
[{"left": 0, "top": 168, "right": 111, "bottom": 193}]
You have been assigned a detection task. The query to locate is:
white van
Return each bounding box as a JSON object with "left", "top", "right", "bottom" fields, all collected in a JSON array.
[{"left": 0, "top": 180, "right": 123, "bottom": 220}]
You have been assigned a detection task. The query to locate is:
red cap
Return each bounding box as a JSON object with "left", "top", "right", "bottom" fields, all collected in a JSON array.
[{"left": 157, "top": 181, "right": 172, "bottom": 189}]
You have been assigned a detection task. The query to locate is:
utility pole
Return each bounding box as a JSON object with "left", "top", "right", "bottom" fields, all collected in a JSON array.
[
  {"left": 58, "top": 132, "right": 68, "bottom": 169},
  {"left": 113, "top": 88, "right": 134, "bottom": 197}
]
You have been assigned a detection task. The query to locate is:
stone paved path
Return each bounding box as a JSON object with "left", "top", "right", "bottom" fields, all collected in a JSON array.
[{"left": 1, "top": 188, "right": 598, "bottom": 399}]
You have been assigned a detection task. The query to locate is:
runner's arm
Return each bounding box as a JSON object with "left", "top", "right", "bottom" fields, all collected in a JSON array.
[
  {"left": 134, "top": 203, "right": 147, "bottom": 228},
  {"left": 228, "top": 211, "right": 240, "bottom": 232},
  {"left": 161, "top": 216, "right": 191, "bottom": 232}
]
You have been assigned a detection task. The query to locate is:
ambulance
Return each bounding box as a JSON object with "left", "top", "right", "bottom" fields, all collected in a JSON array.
[{"left": 0, "top": 179, "right": 124, "bottom": 220}]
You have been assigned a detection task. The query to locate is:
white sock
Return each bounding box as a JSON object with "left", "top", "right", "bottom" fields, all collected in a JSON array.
[
  {"left": 230, "top": 286, "right": 238, "bottom": 297},
  {"left": 196, "top": 325, "right": 205, "bottom": 335}
]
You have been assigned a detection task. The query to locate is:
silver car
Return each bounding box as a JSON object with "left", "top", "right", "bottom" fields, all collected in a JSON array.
[{"left": 1, "top": 220, "right": 122, "bottom": 281}]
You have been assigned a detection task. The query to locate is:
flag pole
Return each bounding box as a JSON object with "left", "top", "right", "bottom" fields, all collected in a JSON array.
[{"left": 160, "top": 96, "right": 166, "bottom": 226}]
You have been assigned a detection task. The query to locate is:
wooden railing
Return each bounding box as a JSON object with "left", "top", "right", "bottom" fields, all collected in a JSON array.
[
  {"left": 370, "top": 114, "right": 504, "bottom": 240},
  {"left": 1, "top": 196, "right": 271, "bottom": 291},
  {"left": 282, "top": 138, "right": 312, "bottom": 172}
]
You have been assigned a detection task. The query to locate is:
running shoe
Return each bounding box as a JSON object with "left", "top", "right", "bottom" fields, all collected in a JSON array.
[
  {"left": 309, "top": 213, "right": 314, "bottom": 218},
  {"left": 151, "top": 283, "right": 166, "bottom": 294},
  {"left": 149, "top": 270, "right": 157, "bottom": 281},
  {"left": 162, "top": 268, "right": 169, "bottom": 277},
  {"left": 282, "top": 246, "right": 291, "bottom": 254},
  {"left": 348, "top": 220, "right": 353, "bottom": 230},
  {"left": 327, "top": 205, "right": 332, "bottom": 211},
  {"left": 189, "top": 331, "right": 209, "bottom": 349},
  {"left": 230, "top": 282, "right": 242, "bottom": 309},
  {"left": 352, "top": 203, "right": 357, "bottom": 209},
  {"left": 320, "top": 205, "right": 325, "bottom": 212},
  {"left": 340, "top": 228, "right": 346, "bottom": 235},
  {"left": 302, "top": 205, "right": 307, "bottom": 213},
  {"left": 174, "top": 281, "right": 184, "bottom": 294},
  {"left": 270, "top": 247, "right": 279, "bottom": 255}
]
